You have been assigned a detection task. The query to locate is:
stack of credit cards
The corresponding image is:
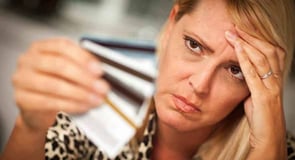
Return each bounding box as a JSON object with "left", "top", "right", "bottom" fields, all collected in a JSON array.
[{"left": 70, "top": 38, "right": 157, "bottom": 158}]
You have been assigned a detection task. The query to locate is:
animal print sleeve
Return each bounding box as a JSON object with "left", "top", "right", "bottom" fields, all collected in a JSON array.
[
  {"left": 44, "top": 112, "right": 104, "bottom": 160},
  {"left": 287, "top": 132, "right": 295, "bottom": 160}
]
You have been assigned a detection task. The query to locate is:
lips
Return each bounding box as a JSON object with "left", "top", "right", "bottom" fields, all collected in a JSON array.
[{"left": 172, "top": 94, "right": 201, "bottom": 113}]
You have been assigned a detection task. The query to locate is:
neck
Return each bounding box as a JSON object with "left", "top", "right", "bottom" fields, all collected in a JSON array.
[{"left": 151, "top": 120, "right": 215, "bottom": 160}]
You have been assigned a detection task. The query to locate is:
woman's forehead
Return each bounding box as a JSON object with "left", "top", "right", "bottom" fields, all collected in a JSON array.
[
  {"left": 189, "top": 0, "right": 233, "bottom": 29},
  {"left": 175, "top": 1, "right": 238, "bottom": 62},
  {"left": 179, "top": 2, "right": 235, "bottom": 51}
]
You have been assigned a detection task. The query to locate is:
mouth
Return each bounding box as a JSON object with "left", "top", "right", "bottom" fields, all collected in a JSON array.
[{"left": 172, "top": 94, "right": 201, "bottom": 113}]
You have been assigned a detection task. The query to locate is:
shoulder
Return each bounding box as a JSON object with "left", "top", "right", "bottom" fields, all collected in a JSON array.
[
  {"left": 287, "top": 131, "right": 295, "bottom": 160},
  {"left": 45, "top": 112, "right": 105, "bottom": 159}
]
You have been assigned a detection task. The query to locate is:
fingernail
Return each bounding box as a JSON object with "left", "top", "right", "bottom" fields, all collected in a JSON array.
[
  {"left": 93, "top": 81, "right": 109, "bottom": 93},
  {"left": 225, "top": 31, "right": 237, "bottom": 42},
  {"left": 89, "top": 94, "right": 102, "bottom": 104},
  {"left": 88, "top": 61, "right": 103, "bottom": 75}
]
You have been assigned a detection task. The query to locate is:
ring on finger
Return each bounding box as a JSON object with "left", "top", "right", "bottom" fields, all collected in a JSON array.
[{"left": 260, "top": 70, "right": 273, "bottom": 79}]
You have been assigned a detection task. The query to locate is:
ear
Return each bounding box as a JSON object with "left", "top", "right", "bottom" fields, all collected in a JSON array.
[
  {"left": 164, "top": 4, "right": 179, "bottom": 39},
  {"left": 168, "top": 4, "right": 179, "bottom": 22}
]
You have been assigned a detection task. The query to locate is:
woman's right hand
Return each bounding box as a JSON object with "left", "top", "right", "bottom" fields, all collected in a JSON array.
[{"left": 12, "top": 38, "right": 110, "bottom": 130}]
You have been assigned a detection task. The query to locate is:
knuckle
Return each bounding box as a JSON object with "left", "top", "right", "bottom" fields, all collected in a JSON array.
[
  {"left": 59, "top": 67, "right": 71, "bottom": 79},
  {"left": 17, "top": 54, "right": 28, "bottom": 68},
  {"left": 104, "top": 81, "right": 111, "bottom": 92},
  {"left": 76, "top": 89, "right": 90, "bottom": 101},
  {"left": 72, "top": 87, "right": 92, "bottom": 102},
  {"left": 66, "top": 102, "right": 86, "bottom": 113},
  {"left": 54, "top": 82, "right": 76, "bottom": 99},
  {"left": 278, "top": 48, "right": 286, "bottom": 65},
  {"left": 82, "top": 75, "right": 97, "bottom": 88},
  {"left": 245, "top": 67, "right": 257, "bottom": 78},
  {"left": 46, "top": 80, "right": 60, "bottom": 93},
  {"left": 265, "top": 46, "right": 276, "bottom": 55},
  {"left": 60, "top": 70, "right": 84, "bottom": 88},
  {"left": 52, "top": 57, "right": 66, "bottom": 70},
  {"left": 14, "top": 90, "right": 23, "bottom": 106},
  {"left": 265, "top": 48, "right": 276, "bottom": 59},
  {"left": 57, "top": 61, "right": 74, "bottom": 77},
  {"left": 29, "top": 41, "right": 43, "bottom": 52},
  {"left": 256, "top": 55, "right": 267, "bottom": 66},
  {"left": 39, "top": 56, "right": 60, "bottom": 73},
  {"left": 11, "top": 72, "right": 19, "bottom": 86},
  {"left": 280, "top": 50, "right": 286, "bottom": 60},
  {"left": 55, "top": 83, "right": 66, "bottom": 94},
  {"left": 100, "top": 80, "right": 111, "bottom": 94},
  {"left": 65, "top": 67, "right": 96, "bottom": 89},
  {"left": 57, "top": 83, "right": 71, "bottom": 95},
  {"left": 37, "top": 56, "right": 49, "bottom": 70}
]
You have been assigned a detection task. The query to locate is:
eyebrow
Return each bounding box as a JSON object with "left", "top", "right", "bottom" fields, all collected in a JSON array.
[{"left": 184, "top": 30, "right": 215, "bottom": 53}]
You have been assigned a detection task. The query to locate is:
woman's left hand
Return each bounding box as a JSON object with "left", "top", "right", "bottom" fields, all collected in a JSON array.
[{"left": 225, "top": 28, "right": 287, "bottom": 159}]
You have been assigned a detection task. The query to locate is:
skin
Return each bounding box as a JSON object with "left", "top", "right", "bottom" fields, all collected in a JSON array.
[
  {"left": 1, "top": 0, "right": 287, "bottom": 159},
  {"left": 226, "top": 29, "right": 287, "bottom": 159},
  {"left": 1, "top": 39, "right": 110, "bottom": 159},
  {"left": 153, "top": 0, "right": 286, "bottom": 159},
  {"left": 153, "top": 1, "right": 249, "bottom": 159}
]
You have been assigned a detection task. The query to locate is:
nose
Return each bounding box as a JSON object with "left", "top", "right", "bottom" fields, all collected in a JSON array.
[{"left": 188, "top": 68, "right": 214, "bottom": 97}]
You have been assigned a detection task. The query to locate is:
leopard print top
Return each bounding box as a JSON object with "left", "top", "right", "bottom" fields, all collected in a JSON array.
[{"left": 45, "top": 112, "right": 295, "bottom": 160}]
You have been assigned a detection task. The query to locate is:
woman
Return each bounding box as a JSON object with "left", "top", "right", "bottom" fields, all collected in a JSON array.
[{"left": 1, "top": 0, "right": 295, "bottom": 159}]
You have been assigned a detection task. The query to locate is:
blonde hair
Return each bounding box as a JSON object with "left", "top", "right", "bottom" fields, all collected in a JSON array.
[{"left": 158, "top": 0, "right": 295, "bottom": 159}]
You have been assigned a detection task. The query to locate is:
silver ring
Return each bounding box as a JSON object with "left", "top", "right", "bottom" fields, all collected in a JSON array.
[{"left": 260, "top": 70, "right": 273, "bottom": 79}]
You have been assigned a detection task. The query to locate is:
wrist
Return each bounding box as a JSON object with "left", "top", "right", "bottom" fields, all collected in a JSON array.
[
  {"left": 1, "top": 115, "right": 48, "bottom": 160},
  {"left": 247, "top": 143, "right": 287, "bottom": 160},
  {"left": 20, "top": 111, "right": 58, "bottom": 131}
]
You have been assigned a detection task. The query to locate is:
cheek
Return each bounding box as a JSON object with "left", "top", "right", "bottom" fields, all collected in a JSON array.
[
  {"left": 156, "top": 55, "right": 187, "bottom": 93},
  {"left": 207, "top": 81, "right": 249, "bottom": 123},
  {"left": 155, "top": 64, "right": 178, "bottom": 96}
]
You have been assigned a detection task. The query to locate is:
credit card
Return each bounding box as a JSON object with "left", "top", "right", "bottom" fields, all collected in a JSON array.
[{"left": 70, "top": 39, "right": 156, "bottom": 158}]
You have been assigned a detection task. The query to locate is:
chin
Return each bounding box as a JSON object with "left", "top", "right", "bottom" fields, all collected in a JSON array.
[
  {"left": 155, "top": 105, "right": 204, "bottom": 133},
  {"left": 154, "top": 94, "right": 201, "bottom": 132}
]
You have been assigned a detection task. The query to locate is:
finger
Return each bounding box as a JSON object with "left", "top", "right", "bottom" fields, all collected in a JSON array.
[
  {"left": 239, "top": 41, "right": 271, "bottom": 77},
  {"left": 224, "top": 33, "right": 265, "bottom": 95},
  {"left": 29, "top": 38, "right": 102, "bottom": 75},
  {"left": 236, "top": 27, "right": 284, "bottom": 74},
  {"left": 21, "top": 53, "right": 107, "bottom": 95},
  {"left": 244, "top": 97, "right": 253, "bottom": 126},
  {"left": 238, "top": 40, "right": 279, "bottom": 89},
  {"left": 13, "top": 69, "right": 107, "bottom": 106},
  {"left": 226, "top": 31, "right": 280, "bottom": 89},
  {"left": 15, "top": 89, "right": 90, "bottom": 114},
  {"left": 276, "top": 47, "right": 286, "bottom": 75}
]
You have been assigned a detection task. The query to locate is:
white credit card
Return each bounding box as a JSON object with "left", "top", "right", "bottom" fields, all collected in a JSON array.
[{"left": 71, "top": 104, "right": 135, "bottom": 158}]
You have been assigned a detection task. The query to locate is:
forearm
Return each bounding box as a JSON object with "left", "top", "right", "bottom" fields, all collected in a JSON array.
[
  {"left": 247, "top": 143, "right": 287, "bottom": 160},
  {"left": 1, "top": 115, "right": 47, "bottom": 160}
]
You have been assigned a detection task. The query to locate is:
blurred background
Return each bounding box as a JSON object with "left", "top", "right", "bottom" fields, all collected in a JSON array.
[{"left": 0, "top": 0, "right": 294, "bottom": 153}]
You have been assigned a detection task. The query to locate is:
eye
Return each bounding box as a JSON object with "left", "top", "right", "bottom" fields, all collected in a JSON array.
[
  {"left": 184, "top": 36, "right": 203, "bottom": 54},
  {"left": 228, "top": 65, "right": 244, "bottom": 80}
]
